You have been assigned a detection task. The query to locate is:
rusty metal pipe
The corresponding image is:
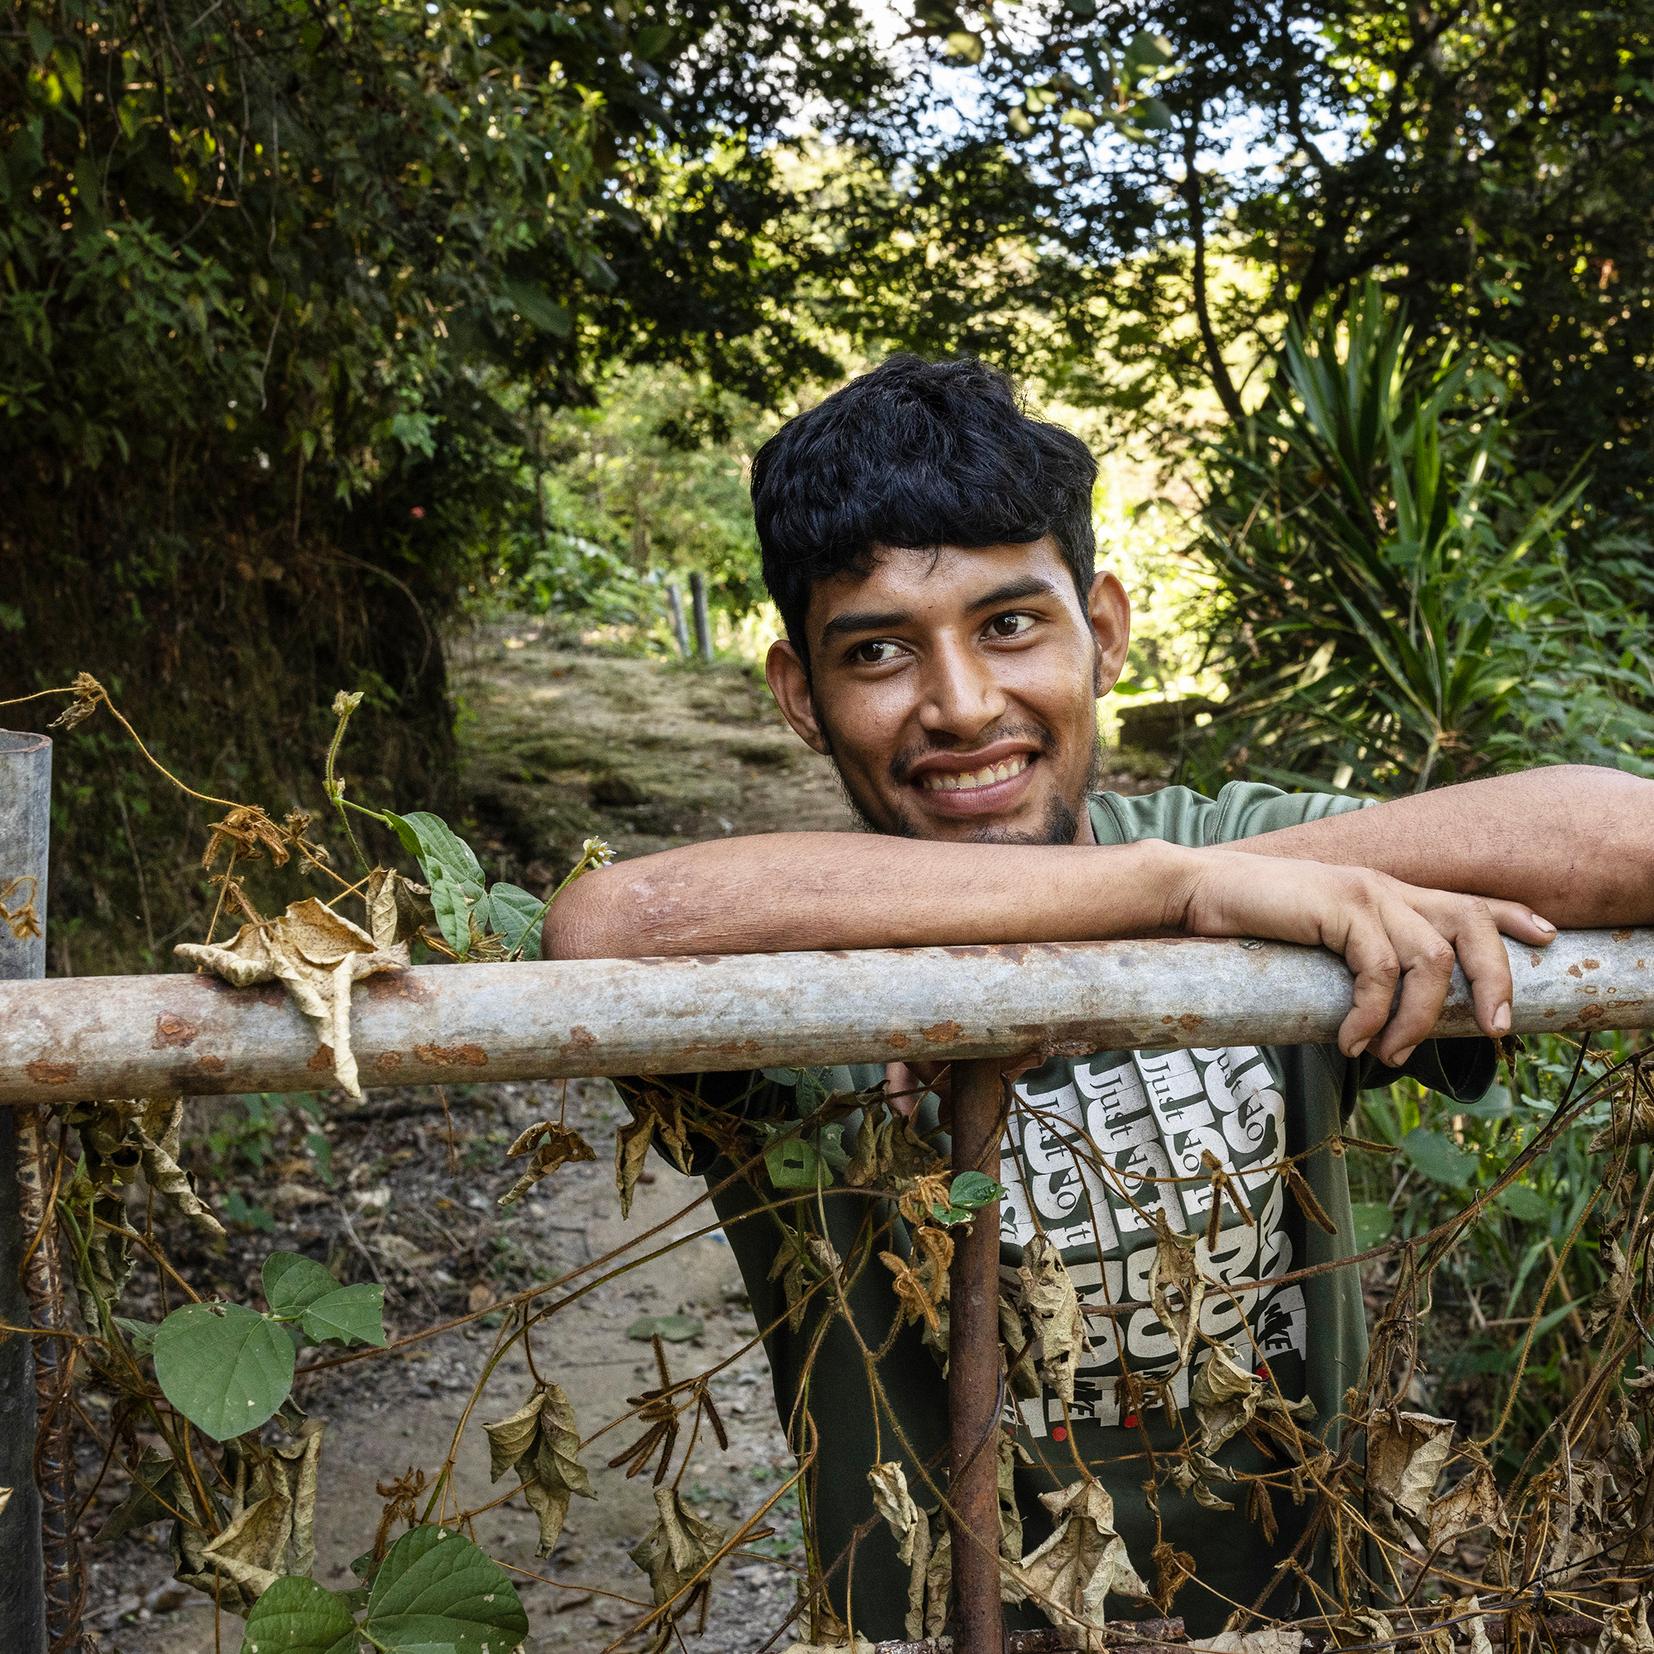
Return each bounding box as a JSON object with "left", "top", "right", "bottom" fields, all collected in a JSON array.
[
  {"left": 947, "top": 1058, "right": 1007, "bottom": 1654},
  {"left": 0, "top": 928, "right": 1648, "bottom": 1106}
]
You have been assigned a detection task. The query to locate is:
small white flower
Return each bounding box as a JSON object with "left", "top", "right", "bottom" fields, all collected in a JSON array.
[{"left": 581, "top": 836, "right": 615, "bottom": 867}]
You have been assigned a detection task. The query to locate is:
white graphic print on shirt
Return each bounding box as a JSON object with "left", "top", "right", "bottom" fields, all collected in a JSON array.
[{"left": 999, "top": 1046, "right": 1308, "bottom": 1439}]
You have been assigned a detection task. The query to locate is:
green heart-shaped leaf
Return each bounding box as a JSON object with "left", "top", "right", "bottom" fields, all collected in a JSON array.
[
  {"left": 241, "top": 1575, "right": 358, "bottom": 1654},
  {"left": 153, "top": 1302, "right": 295, "bottom": 1441},
  {"left": 363, "top": 1526, "right": 528, "bottom": 1653}
]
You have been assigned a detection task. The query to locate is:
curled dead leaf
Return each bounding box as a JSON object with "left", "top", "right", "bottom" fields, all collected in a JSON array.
[
  {"left": 630, "top": 1484, "right": 728, "bottom": 1648},
  {"left": 498, "top": 1120, "right": 597, "bottom": 1208},
  {"left": 364, "top": 866, "right": 434, "bottom": 950},
  {"left": 1365, "top": 1407, "right": 1454, "bottom": 1531},
  {"left": 1148, "top": 1215, "right": 1206, "bottom": 1376},
  {"left": 176, "top": 897, "right": 406, "bottom": 1099},
  {"left": 1012, "top": 1478, "right": 1150, "bottom": 1631},
  {"left": 483, "top": 1382, "right": 595, "bottom": 1556},
  {"left": 869, "top": 1461, "right": 931, "bottom": 1638},
  {"left": 1017, "top": 1234, "right": 1088, "bottom": 1406}
]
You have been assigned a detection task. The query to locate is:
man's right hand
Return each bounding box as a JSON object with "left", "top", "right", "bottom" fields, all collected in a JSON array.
[{"left": 1168, "top": 846, "right": 1557, "bottom": 1065}]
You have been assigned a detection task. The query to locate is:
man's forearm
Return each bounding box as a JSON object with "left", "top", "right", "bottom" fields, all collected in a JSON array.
[
  {"left": 542, "top": 832, "right": 1194, "bottom": 959},
  {"left": 1236, "top": 765, "right": 1654, "bottom": 925}
]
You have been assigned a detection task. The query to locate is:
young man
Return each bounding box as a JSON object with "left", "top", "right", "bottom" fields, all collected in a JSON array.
[{"left": 544, "top": 357, "right": 1654, "bottom": 1640}]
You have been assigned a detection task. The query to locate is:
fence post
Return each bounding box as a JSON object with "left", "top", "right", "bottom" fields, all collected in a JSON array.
[
  {"left": 948, "top": 1058, "right": 1007, "bottom": 1653},
  {"left": 664, "top": 580, "right": 692, "bottom": 658},
  {"left": 0, "top": 728, "right": 52, "bottom": 1653},
  {"left": 689, "top": 570, "right": 714, "bottom": 661}
]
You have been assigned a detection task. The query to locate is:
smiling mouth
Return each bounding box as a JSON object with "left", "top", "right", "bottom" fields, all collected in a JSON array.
[{"left": 917, "top": 754, "right": 1032, "bottom": 793}]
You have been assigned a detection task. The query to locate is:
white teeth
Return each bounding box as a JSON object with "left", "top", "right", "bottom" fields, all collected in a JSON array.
[{"left": 919, "top": 755, "right": 1030, "bottom": 792}]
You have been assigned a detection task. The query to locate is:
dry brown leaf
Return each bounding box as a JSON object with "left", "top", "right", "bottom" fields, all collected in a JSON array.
[
  {"left": 1190, "top": 1344, "right": 1314, "bottom": 1454},
  {"left": 615, "top": 1105, "right": 657, "bottom": 1218},
  {"left": 1586, "top": 1238, "right": 1634, "bottom": 1337},
  {"left": 0, "top": 1486, "right": 10, "bottom": 1520},
  {"left": 1017, "top": 1234, "right": 1087, "bottom": 1406},
  {"left": 498, "top": 1120, "right": 597, "bottom": 1208},
  {"left": 880, "top": 1238, "right": 950, "bottom": 1338},
  {"left": 483, "top": 1383, "right": 594, "bottom": 1556},
  {"left": 1012, "top": 1478, "right": 1149, "bottom": 1631},
  {"left": 1148, "top": 1215, "right": 1205, "bottom": 1376},
  {"left": 1194, "top": 1630, "right": 1301, "bottom": 1654},
  {"left": 171, "top": 1424, "right": 324, "bottom": 1613},
  {"left": 136, "top": 1106, "right": 225, "bottom": 1239},
  {"left": 847, "top": 1104, "right": 944, "bottom": 1189},
  {"left": 629, "top": 1484, "right": 728, "bottom": 1645},
  {"left": 1594, "top": 1599, "right": 1654, "bottom": 1654},
  {"left": 1366, "top": 1407, "right": 1454, "bottom": 1527},
  {"left": 869, "top": 1461, "right": 931, "bottom": 1637},
  {"left": 1425, "top": 1457, "right": 1511, "bottom": 1550},
  {"left": 176, "top": 897, "right": 407, "bottom": 1099},
  {"left": 364, "top": 866, "right": 434, "bottom": 950}
]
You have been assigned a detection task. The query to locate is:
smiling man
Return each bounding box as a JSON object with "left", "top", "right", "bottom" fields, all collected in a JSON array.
[{"left": 544, "top": 356, "right": 1654, "bottom": 1641}]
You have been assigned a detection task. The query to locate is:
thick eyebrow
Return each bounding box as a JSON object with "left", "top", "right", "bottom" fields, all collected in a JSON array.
[{"left": 817, "top": 576, "right": 1062, "bottom": 648}]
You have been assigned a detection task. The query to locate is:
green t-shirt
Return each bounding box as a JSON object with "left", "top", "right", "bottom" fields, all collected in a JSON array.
[{"left": 638, "top": 782, "right": 1493, "bottom": 1640}]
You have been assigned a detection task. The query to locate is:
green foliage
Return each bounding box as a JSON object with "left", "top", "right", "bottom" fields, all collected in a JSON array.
[
  {"left": 1350, "top": 1035, "right": 1648, "bottom": 1461},
  {"left": 930, "top": 1170, "right": 1009, "bottom": 1226},
  {"left": 1188, "top": 283, "right": 1654, "bottom": 795},
  {"left": 152, "top": 1252, "right": 385, "bottom": 1441},
  {"left": 241, "top": 1526, "right": 528, "bottom": 1654}
]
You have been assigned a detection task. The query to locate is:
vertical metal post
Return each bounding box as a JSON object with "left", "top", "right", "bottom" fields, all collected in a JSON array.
[
  {"left": 665, "top": 580, "right": 692, "bottom": 659},
  {"left": 689, "top": 570, "right": 714, "bottom": 661},
  {"left": 0, "top": 728, "right": 51, "bottom": 1653},
  {"left": 948, "top": 1058, "right": 1007, "bottom": 1653}
]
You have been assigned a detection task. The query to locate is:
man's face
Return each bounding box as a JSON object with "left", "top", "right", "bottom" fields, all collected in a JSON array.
[{"left": 765, "top": 538, "right": 1131, "bottom": 845}]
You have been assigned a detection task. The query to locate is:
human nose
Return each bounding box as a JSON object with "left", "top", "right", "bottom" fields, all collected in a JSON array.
[{"left": 917, "top": 637, "right": 1006, "bottom": 739}]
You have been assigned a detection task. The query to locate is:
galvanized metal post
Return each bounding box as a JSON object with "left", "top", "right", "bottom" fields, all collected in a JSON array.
[
  {"left": 948, "top": 1058, "right": 1007, "bottom": 1653},
  {"left": 0, "top": 729, "right": 51, "bottom": 1654},
  {"left": 689, "top": 570, "right": 714, "bottom": 660}
]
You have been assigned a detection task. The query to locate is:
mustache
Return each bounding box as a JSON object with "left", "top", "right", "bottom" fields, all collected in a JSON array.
[{"left": 888, "top": 722, "right": 1055, "bottom": 785}]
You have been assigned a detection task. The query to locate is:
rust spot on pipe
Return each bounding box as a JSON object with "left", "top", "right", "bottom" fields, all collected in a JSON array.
[
  {"left": 562, "top": 1026, "right": 596, "bottom": 1054},
  {"left": 922, "top": 1020, "right": 963, "bottom": 1044},
  {"left": 196, "top": 1054, "right": 226, "bottom": 1074},
  {"left": 1579, "top": 958, "right": 1601, "bottom": 971},
  {"left": 1568, "top": 964, "right": 1582, "bottom": 978},
  {"left": 1577, "top": 1004, "right": 1606, "bottom": 1025},
  {"left": 152, "top": 1012, "right": 199, "bottom": 1049},
  {"left": 374, "top": 1052, "right": 404, "bottom": 1073},
  {"left": 887, "top": 1031, "right": 910, "bottom": 1050},
  {"left": 1529, "top": 951, "right": 1544, "bottom": 967},
  {"left": 308, "top": 1045, "right": 334, "bottom": 1072},
  {"left": 363, "top": 972, "right": 430, "bottom": 1002},
  {"left": 414, "top": 1042, "right": 489, "bottom": 1068},
  {"left": 1611, "top": 929, "right": 1633, "bottom": 942},
  {"left": 1178, "top": 1013, "right": 1204, "bottom": 1032},
  {"left": 25, "top": 1060, "right": 76, "bottom": 1085}
]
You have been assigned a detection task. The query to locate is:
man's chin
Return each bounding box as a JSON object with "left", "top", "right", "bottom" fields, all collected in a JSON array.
[{"left": 849, "top": 790, "right": 1083, "bottom": 847}]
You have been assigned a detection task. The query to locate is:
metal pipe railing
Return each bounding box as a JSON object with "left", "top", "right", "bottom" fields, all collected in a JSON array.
[{"left": 0, "top": 927, "right": 1648, "bottom": 1107}]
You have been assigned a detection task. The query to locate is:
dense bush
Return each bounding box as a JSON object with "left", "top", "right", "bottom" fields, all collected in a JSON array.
[{"left": 1188, "top": 283, "right": 1654, "bottom": 799}]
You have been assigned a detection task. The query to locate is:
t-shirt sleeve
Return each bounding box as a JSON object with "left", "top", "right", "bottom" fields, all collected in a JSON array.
[
  {"left": 1092, "top": 779, "right": 1365, "bottom": 847},
  {"left": 1091, "top": 780, "right": 1495, "bottom": 1101}
]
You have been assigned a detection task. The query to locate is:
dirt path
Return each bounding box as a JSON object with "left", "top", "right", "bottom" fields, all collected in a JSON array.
[{"left": 84, "top": 619, "right": 1159, "bottom": 1653}]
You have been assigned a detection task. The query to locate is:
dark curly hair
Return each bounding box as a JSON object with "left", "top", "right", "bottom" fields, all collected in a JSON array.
[{"left": 750, "top": 354, "right": 1098, "bottom": 662}]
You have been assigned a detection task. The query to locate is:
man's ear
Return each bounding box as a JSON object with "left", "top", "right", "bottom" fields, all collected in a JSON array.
[
  {"left": 765, "top": 639, "right": 831, "bottom": 755},
  {"left": 1087, "top": 570, "right": 1132, "bottom": 697}
]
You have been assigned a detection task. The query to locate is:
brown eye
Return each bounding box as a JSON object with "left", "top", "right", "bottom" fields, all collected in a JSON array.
[
  {"left": 987, "top": 612, "right": 1035, "bottom": 639},
  {"left": 851, "top": 640, "right": 899, "bottom": 665}
]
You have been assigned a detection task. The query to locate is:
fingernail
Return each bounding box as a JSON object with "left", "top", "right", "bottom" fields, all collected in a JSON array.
[
  {"left": 1493, "top": 1002, "right": 1511, "bottom": 1035},
  {"left": 1391, "top": 1044, "right": 1417, "bottom": 1067},
  {"left": 1532, "top": 915, "right": 1556, "bottom": 934},
  {"left": 1348, "top": 1037, "right": 1370, "bottom": 1058}
]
